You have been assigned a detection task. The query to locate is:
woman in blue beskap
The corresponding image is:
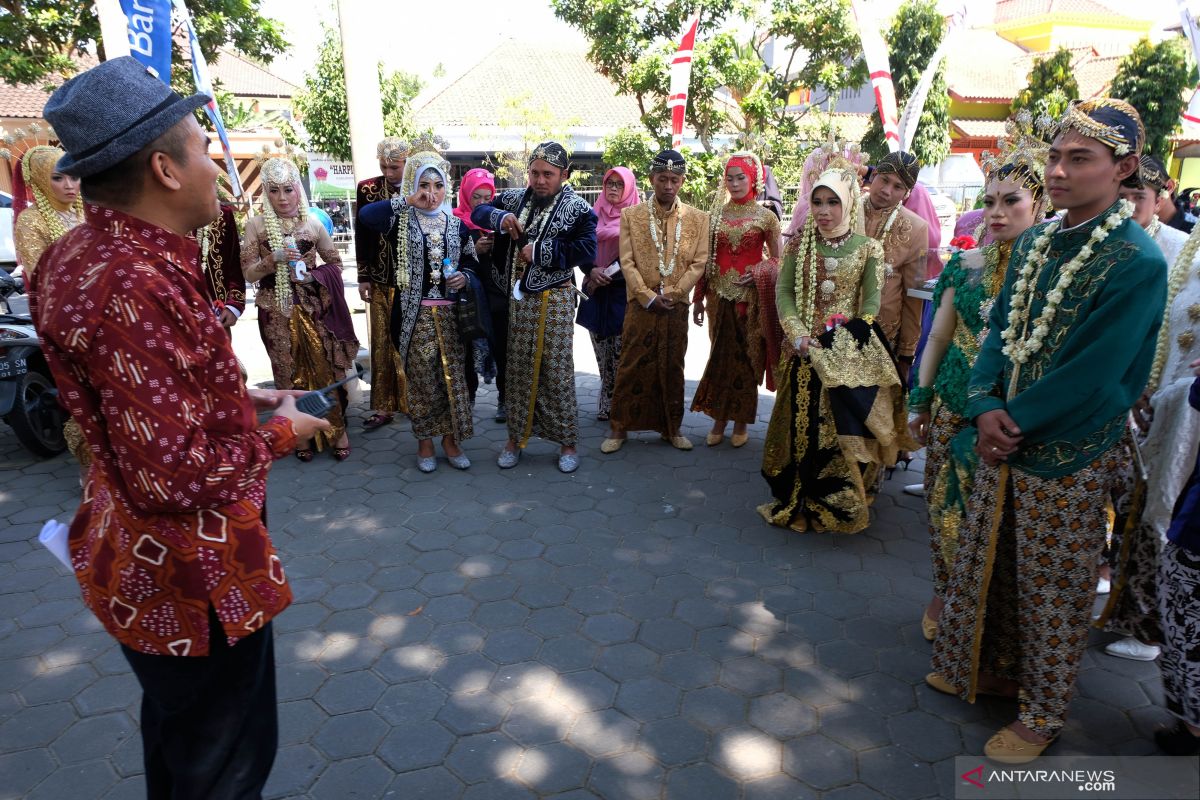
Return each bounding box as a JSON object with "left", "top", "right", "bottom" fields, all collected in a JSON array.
[{"left": 360, "top": 151, "right": 478, "bottom": 473}]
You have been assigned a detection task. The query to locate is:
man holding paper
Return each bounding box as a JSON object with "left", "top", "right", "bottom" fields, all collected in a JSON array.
[
  {"left": 601, "top": 150, "right": 710, "bottom": 453},
  {"left": 33, "top": 57, "right": 327, "bottom": 798}
]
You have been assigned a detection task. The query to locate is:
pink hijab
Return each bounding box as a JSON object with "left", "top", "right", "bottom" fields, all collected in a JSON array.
[
  {"left": 592, "top": 167, "right": 640, "bottom": 268},
  {"left": 455, "top": 168, "right": 495, "bottom": 231},
  {"left": 903, "top": 182, "right": 943, "bottom": 279}
]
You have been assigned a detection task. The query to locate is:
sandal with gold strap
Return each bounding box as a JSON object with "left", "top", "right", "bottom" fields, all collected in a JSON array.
[
  {"left": 921, "top": 610, "right": 938, "bottom": 641},
  {"left": 984, "top": 726, "right": 1056, "bottom": 764}
]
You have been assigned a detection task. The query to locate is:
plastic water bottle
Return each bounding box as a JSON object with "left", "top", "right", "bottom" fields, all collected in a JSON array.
[
  {"left": 443, "top": 258, "right": 458, "bottom": 300},
  {"left": 284, "top": 235, "right": 305, "bottom": 280}
]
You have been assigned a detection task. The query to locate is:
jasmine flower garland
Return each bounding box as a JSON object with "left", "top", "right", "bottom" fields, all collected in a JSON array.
[{"left": 1001, "top": 200, "right": 1133, "bottom": 366}]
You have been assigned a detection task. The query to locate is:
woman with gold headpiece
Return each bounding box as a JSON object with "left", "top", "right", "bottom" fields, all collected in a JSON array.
[
  {"left": 907, "top": 115, "right": 1049, "bottom": 641},
  {"left": 11, "top": 145, "right": 87, "bottom": 466},
  {"left": 691, "top": 151, "right": 782, "bottom": 447},
  {"left": 12, "top": 145, "right": 83, "bottom": 277},
  {"left": 242, "top": 156, "right": 359, "bottom": 461},
  {"left": 358, "top": 151, "right": 477, "bottom": 472},
  {"left": 758, "top": 163, "right": 910, "bottom": 533}
]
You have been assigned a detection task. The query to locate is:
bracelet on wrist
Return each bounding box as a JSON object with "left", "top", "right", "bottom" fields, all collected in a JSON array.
[{"left": 908, "top": 385, "right": 935, "bottom": 412}]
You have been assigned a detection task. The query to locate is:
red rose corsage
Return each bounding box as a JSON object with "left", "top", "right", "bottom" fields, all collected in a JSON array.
[
  {"left": 826, "top": 313, "right": 849, "bottom": 331},
  {"left": 949, "top": 235, "right": 976, "bottom": 251}
]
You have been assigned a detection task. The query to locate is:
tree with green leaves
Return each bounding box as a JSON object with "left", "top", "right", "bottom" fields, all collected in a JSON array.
[
  {"left": 292, "top": 25, "right": 424, "bottom": 161},
  {"left": 552, "top": 0, "right": 865, "bottom": 157},
  {"left": 1109, "top": 37, "right": 1197, "bottom": 159},
  {"left": 1012, "top": 48, "right": 1078, "bottom": 120},
  {"left": 0, "top": 0, "right": 287, "bottom": 87},
  {"left": 476, "top": 92, "right": 585, "bottom": 186},
  {"left": 861, "top": 0, "right": 950, "bottom": 166}
]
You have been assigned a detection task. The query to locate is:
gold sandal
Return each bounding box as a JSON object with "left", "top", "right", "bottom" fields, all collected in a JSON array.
[
  {"left": 984, "top": 726, "right": 1055, "bottom": 764},
  {"left": 921, "top": 610, "right": 938, "bottom": 642}
]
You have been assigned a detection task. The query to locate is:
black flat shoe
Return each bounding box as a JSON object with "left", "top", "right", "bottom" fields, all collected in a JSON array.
[{"left": 1155, "top": 722, "right": 1200, "bottom": 755}]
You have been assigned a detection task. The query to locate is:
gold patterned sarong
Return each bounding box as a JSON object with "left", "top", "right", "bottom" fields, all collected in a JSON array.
[
  {"left": 368, "top": 285, "right": 407, "bottom": 414},
  {"left": 405, "top": 305, "right": 472, "bottom": 442},
  {"left": 692, "top": 295, "right": 758, "bottom": 424},
  {"left": 506, "top": 286, "right": 578, "bottom": 447},
  {"left": 610, "top": 303, "right": 689, "bottom": 436}
]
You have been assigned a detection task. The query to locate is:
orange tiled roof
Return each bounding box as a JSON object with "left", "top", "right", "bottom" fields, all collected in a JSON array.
[
  {"left": 945, "top": 29, "right": 1031, "bottom": 102},
  {"left": 994, "top": 0, "right": 1148, "bottom": 24},
  {"left": 951, "top": 119, "right": 1009, "bottom": 139},
  {"left": 210, "top": 49, "right": 298, "bottom": 98}
]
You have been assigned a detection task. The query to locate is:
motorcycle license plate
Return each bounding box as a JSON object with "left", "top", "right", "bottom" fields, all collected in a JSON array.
[{"left": 0, "top": 357, "right": 27, "bottom": 379}]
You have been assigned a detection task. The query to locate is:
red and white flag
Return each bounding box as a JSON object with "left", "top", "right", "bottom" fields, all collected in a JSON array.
[
  {"left": 851, "top": 0, "right": 900, "bottom": 152},
  {"left": 667, "top": 12, "right": 700, "bottom": 150},
  {"left": 1177, "top": 1, "right": 1200, "bottom": 126}
]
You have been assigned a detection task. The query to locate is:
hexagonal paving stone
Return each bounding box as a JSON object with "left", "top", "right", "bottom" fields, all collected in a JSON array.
[
  {"left": 681, "top": 685, "right": 747, "bottom": 731},
  {"left": 711, "top": 726, "right": 784, "bottom": 781},
  {"left": 309, "top": 755, "right": 394, "bottom": 800},
  {"left": 433, "top": 652, "right": 500, "bottom": 694},
  {"left": 377, "top": 719, "right": 456, "bottom": 773},
  {"left": 429, "top": 622, "right": 488, "bottom": 655},
  {"left": 749, "top": 692, "right": 817, "bottom": 739},
  {"left": 566, "top": 707, "right": 640, "bottom": 758},
  {"left": 719, "top": 657, "right": 783, "bottom": 697},
  {"left": 437, "top": 690, "right": 509, "bottom": 735},
  {"left": 515, "top": 741, "right": 591, "bottom": 794},
  {"left": 658, "top": 650, "right": 720, "bottom": 690},
  {"left": 637, "top": 618, "right": 695, "bottom": 654},
  {"left": 665, "top": 762, "right": 738, "bottom": 800},
  {"left": 445, "top": 730, "right": 525, "bottom": 784},
  {"left": 482, "top": 629, "right": 543, "bottom": 665},
  {"left": 278, "top": 699, "right": 328, "bottom": 746},
  {"left": 386, "top": 765, "right": 465, "bottom": 799},
  {"left": 50, "top": 711, "right": 136, "bottom": 764},
  {"left": 588, "top": 751, "right": 665, "bottom": 800},
  {"left": 314, "top": 669, "right": 387, "bottom": 715},
  {"left": 502, "top": 697, "right": 572, "bottom": 747},
  {"left": 781, "top": 733, "right": 858, "bottom": 790},
  {"left": 489, "top": 662, "right": 560, "bottom": 704},
  {"left": 313, "top": 710, "right": 389, "bottom": 759},
  {"left": 538, "top": 635, "right": 599, "bottom": 672},
  {"left": 614, "top": 677, "right": 681, "bottom": 722},
  {"left": 581, "top": 613, "right": 637, "bottom": 646}
]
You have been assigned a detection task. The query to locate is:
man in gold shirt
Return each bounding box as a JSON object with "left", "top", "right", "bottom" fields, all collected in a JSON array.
[
  {"left": 862, "top": 151, "right": 929, "bottom": 375},
  {"left": 602, "top": 150, "right": 710, "bottom": 453}
]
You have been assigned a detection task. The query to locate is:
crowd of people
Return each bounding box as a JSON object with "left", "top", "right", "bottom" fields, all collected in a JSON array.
[{"left": 8, "top": 52, "right": 1200, "bottom": 796}]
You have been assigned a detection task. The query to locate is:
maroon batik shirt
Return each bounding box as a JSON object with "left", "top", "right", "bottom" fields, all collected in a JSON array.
[{"left": 31, "top": 204, "right": 296, "bottom": 656}]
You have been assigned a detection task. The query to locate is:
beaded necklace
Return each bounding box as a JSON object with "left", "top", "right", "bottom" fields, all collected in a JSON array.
[
  {"left": 262, "top": 198, "right": 307, "bottom": 312},
  {"left": 648, "top": 200, "right": 684, "bottom": 280}
]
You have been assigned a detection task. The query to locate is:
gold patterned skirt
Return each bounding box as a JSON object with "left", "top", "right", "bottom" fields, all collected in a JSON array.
[
  {"left": 692, "top": 295, "right": 758, "bottom": 424},
  {"left": 368, "top": 285, "right": 408, "bottom": 415},
  {"left": 760, "top": 320, "right": 908, "bottom": 534},
  {"left": 610, "top": 303, "right": 689, "bottom": 435},
  {"left": 924, "top": 402, "right": 968, "bottom": 598},
  {"left": 404, "top": 305, "right": 473, "bottom": 442},
  {"left": 260, "top": 282, "right": 358, "bottom": 449},
  {"left": 506, "top": 286, "right": 579, "bottom": 448}
]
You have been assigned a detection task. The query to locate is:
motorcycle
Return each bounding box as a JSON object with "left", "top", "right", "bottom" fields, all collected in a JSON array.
[{"left": 0, "top": 270, "right": 68, "bottom": 457}]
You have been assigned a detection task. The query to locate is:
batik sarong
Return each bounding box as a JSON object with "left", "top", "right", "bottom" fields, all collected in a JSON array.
[
  {"left": 590, "top": 332, "right": 621, "bottom": 418},
  {"left": 506, "top": 286, "right": 578, "bottom": 447},
  {"left": 925, "top": 403, "right": 969, "bottom": 598},
  {"left": 368, "top": 285, "right": 407, "bottom": 414},
  {"left": 692, "top": 296, "right": 758, "bottom": 424},
  {"left": 1160, "top": 542, "right": 1200, "bottom": 728},
  {"left": 610, "top": 303, "right": 689, "bottom": 436},
  {"left": 406, "top": 305, "right": 472, "bottom": 442}
]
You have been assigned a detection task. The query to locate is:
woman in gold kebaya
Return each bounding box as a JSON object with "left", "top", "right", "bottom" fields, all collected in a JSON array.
[
  {"left": 242, "top": 157, "right": 359, "bottom": 461},
  {"left": 759, "top": 161, "right": 911, "bottom": 533}
]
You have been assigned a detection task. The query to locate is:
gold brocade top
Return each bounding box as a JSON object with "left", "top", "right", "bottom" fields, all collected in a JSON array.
[
  {"left": 777, "top": 233, "right": 884, "bottom": 343},
  {"left": 14, "top": 206, "right": 83, "bottom": 276},
  {"left": 706, "top": 198, "right": 780, "bottom": 302}
]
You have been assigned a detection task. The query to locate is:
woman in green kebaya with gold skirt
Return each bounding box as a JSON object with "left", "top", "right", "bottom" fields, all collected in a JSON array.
[{"left": 759, "top": 158, "right": 912, "bottom": 533}]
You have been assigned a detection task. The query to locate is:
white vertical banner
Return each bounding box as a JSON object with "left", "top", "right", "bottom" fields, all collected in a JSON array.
[
  {"left": 667, "top": 13, "right": 700, "bottom": 150},
  {"left": 94, "top": 0, "right": 132, "bottom": 59},
  {"left": 896, "top": 3, "right": 969, "bottom": 153},
  {"left": 851, "top": 0, "right": 900, "bottom": 152},
  {"left": 337, "top": 0, "right": 385, "bottom": 184},
  {"left": 1177, "top": 0, "right": 1200, "bottom": 125}
]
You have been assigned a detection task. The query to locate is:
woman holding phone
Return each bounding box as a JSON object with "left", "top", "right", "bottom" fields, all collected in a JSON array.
[
  {"left": 242, "top": 156, "right": 359, "bottom": 462},
  {"left": 578, "top": 166, "right": 640, "bottom": 420}
]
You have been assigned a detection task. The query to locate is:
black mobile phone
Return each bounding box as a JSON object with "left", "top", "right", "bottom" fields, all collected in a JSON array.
[{"left": 294, "top": 365, "right": 364, "bottom": 418}]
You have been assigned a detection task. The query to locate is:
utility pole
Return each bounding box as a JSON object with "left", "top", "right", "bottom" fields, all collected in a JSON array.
[{"left": 336, "top": 0, "right": 384, "bottom": 183}]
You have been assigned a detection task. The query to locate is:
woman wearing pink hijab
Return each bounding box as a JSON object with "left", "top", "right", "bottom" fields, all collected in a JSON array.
[{"left": 577, "top": 166, "right": 640, "bottom": 420}]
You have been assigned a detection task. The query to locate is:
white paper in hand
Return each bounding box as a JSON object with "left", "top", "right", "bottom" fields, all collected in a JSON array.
[{"left": 39, "top": 520, "right": 72, "bottom": 571}]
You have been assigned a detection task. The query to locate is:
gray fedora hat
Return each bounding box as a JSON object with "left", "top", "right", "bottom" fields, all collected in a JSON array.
[{"left": 43, "top": 56, "right": 209, "bottom": 178}]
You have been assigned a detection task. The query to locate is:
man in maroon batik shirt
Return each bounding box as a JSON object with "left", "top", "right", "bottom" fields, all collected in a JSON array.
[{"left": 36, "top": 57, "right": 329, "bottom": 799}]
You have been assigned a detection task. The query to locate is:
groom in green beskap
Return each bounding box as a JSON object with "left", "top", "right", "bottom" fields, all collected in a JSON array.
[{"left": 928, "top": 98, "right": 1166, "bottom": 763}]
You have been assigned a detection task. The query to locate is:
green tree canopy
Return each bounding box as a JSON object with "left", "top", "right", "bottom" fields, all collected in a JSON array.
[
  {"left": 292, "top": 25, "right": 424, "bottom": 161},
  {"left": 1109, "top": 37, "right": 1197, "bottom": 159},
  {"left": 1012, "top": 48, "right": 1078, "bottom": 120},
  {"left": 552, "top": 0, "right": 865, "bottom": 156},
  {"left": 0, "top": 0, "right": 287, "bottom": 87},
  {"left": 861, "top": 0, "right": 951, "bottom": 167}
]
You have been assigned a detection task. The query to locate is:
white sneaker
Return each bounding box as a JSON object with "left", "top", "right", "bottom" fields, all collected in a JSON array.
[
  {"left": 1096, "top": 576, "right": 1111, "bottom": 594},
  {"left": 902, "top": 483, "right": 925, "bottom": 497},
  {"left": 1104, "top": 637, "right": 1160, "bottom": 661}
]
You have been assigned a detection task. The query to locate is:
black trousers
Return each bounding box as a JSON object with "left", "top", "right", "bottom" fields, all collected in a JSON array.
[
  {"left": 487, "top": 288, "right": 510, "bottom": 408},
  {"left": 121, "top": 609, "right": 278, "bottom": 800}
]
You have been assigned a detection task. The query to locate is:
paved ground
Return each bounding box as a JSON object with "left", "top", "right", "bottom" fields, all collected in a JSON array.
[{"left": 0, "top": 280, "right": 1172, "bottom": 799}]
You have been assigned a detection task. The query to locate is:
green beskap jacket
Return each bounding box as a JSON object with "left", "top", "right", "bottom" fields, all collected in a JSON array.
[{"left": 963, "top": 201, "right": 1167, "bottom": 478}]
